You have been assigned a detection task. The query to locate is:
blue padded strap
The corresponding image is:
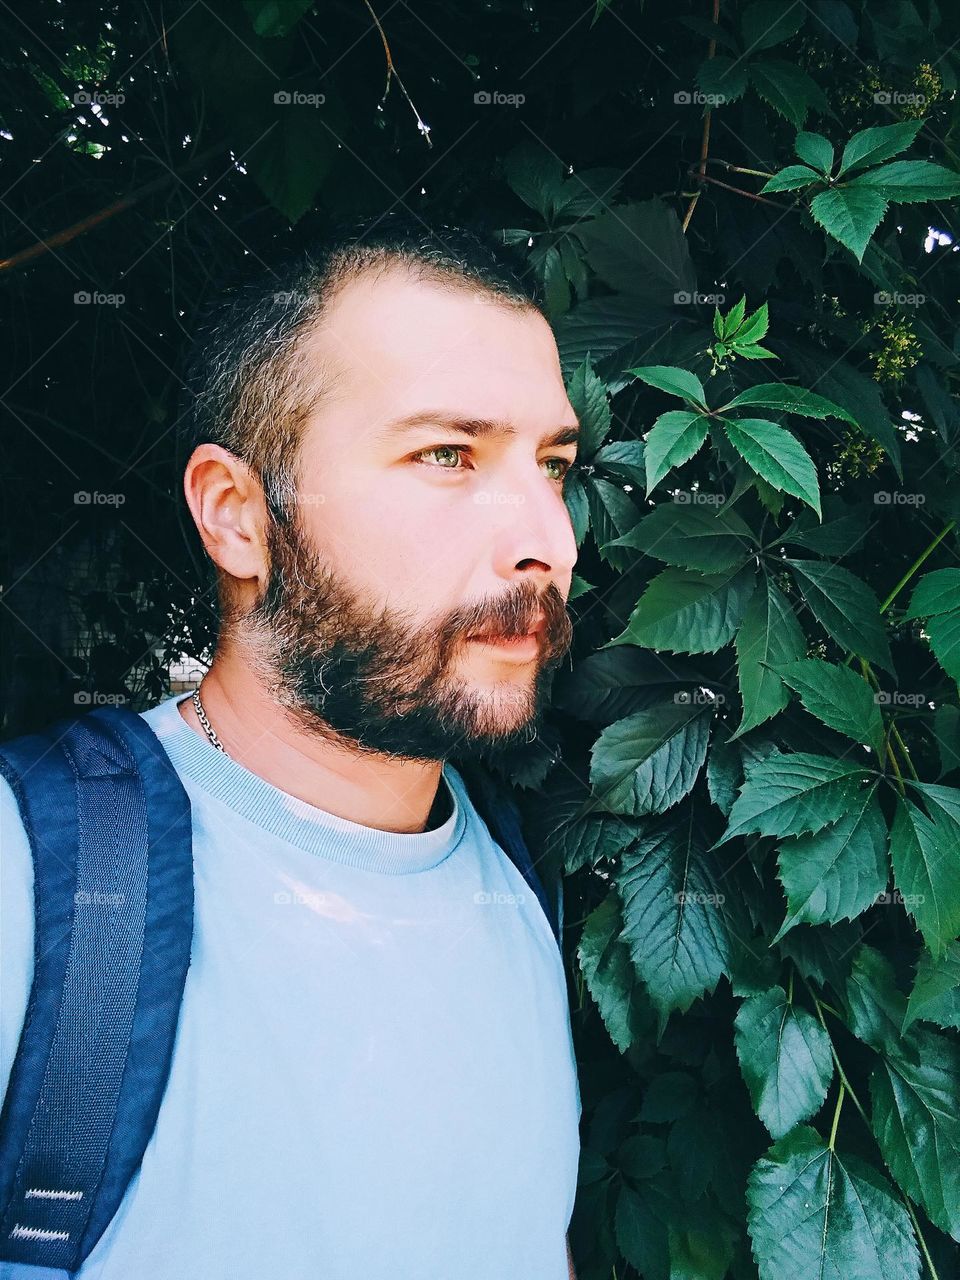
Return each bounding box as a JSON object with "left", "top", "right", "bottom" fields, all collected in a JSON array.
[{"left": 0, "top": 707, "right": 193, "bottom": 1272}]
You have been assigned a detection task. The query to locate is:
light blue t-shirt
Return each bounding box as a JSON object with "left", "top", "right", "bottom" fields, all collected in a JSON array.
[{"left": 0, "top": 691, "right": 581, "bottom": 1280}]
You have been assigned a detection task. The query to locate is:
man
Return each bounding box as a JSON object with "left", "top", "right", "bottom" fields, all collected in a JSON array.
[{"left": 0, "top": 217, "right": 583, "bottom": 1278}]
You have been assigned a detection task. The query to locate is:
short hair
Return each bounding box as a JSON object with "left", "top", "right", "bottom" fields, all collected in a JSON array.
[{"left": 178, "top": 213, "right": 543, "bottom": 530}]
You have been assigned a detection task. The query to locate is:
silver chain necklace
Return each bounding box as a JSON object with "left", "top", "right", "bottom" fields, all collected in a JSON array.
[{"left": 191, "top": 686, "right": 229, "bottom": 757}]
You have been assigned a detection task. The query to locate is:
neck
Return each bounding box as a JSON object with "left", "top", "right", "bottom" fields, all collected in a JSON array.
[{"left": 178, "top": 643, "right": 446, "bottom": 835}]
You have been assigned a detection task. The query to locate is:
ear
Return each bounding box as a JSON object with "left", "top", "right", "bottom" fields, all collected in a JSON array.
[{"left": 182, "top": 444, "right": 270, "bottom": 594}]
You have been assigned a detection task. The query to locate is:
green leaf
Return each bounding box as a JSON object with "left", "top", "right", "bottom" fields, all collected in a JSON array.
[
  {"left": 734, "top": 985, "right": 834, "bottom": 1138},
  {"left": 724, "top": 384, "right": 856, "bottom": 423},
  {"left": 747, "top": 1126, "right": 921, "bottom": 1280},
  {"left": 618, "top": 813, "right": 734, "bottom": 1022},
  {"left": 578, "top": 891, "right": 656, "bottom": 1052},
  {"left": 784, "top": 559, "right": 894, "bottom": 673},
  {"left": 870, "top": 1027, "right": 960, "bottom": 1242},
  {"left": 729, "top": 300, "right": 769, "bottom": 345},
  {"left": 721, "top": 418, "right": 821, "bottom": 515},
  {"left": 844, "top": 944, "right": 910, "bottom": 1055},
  {"left": 773, "top": 788, "right": 888, "bottom": 940},
  {"left": 607, "top": 565, "right": 757, "bottom": 654},
  {"left": 696, "top": 54, "right": 750, "bottom": 103},
  {"left": 731, "top": 575, "right": 806, "bottom": 738},
  {"left": 706, "top": 732, "right": 742, "bottom": 817},
  {"left": 749, "top": 60, "right": 827, "bottom": 127},
  {"left": 794, "top": 130, "right": 834, "bottom": 174},
  {"left": 780, "top": 501, "right": 871, "bottom": 556},
  {"left": 502, "top": 140, "right": 566, "bottom": 220},
  {"left": 772, "top": 658, "right": 885, "bottom": 754},
  {"left": 554, "top": 646, "right": 697, "bottom": 723},
  {"left": 644, "top": 410, "right": 709, "bottom": 494},
  {"left": 848, "top": 159, "right": 960, "bottom": 203},
  {"left": 243, "top": 0, "right": 315, "bottom": 37},
  {"left": 720, "top": 295, "right": 747, "bottom": 338},
  {"left": 575, "top": 197, "right": 696, "bottom": 303},
  {"left": 628, "top": 364, "right": 707, "bottom": 407},
  {"left": 589, "top": 700, "right": 712, "bottom": 816},
  {"left": 838, "top": 120, "right": 924, "bottom": 176},
  {"left": 904, "top": 568, "right": 960, "bottom": 619},
  {"left": 809, "top": 186, "right": 888, "bottom": 262},
  {"left": 741, "top": 0, "right": 804, "bottom": 52},
  {"left": 903, "top": 941, "right": 960, "bottom": 1032},
  {"left": 760, "top": 164, "right": 821, "bottom": 193},
  {"left": 586, "top": 477, "right": 640, "bottom": 570},
  {"left": 593, "top": 438, "right": 646, "bottom": 487},
  {"left": 889, "top": 796, "right": 960, "bottom": 959},
  {"left": 566, "top": 355, "right": 611, "bottom": 459},
  {"left": 716, "top": 751, "right": 871, "bottom": 844},
  {"left": 563, "top": 468, "right": 590, "bottom": 547},
  {"left": 606, "top": 501, "right": 755, "bottom": 572}
]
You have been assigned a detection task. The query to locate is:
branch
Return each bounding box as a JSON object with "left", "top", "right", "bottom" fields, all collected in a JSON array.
[{"left": 681, "top": 0, "right": 720, "bottom": 234}]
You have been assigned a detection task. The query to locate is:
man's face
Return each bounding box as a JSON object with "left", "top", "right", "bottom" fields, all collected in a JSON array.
[{"left": 244, "top": 266, "right": 579, "bottom": 763}]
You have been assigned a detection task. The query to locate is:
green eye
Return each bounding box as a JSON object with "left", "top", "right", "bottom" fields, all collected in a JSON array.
[
  {"left": 418, "top": 446, "right": 464, "bottom": 469},
  {"left": 543, "top": 457, "right": 572, "bottom": 482}
]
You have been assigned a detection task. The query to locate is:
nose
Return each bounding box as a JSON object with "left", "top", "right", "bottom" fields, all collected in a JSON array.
[{"left": 485, "top": 464, "right": 578, "bottom": 588}]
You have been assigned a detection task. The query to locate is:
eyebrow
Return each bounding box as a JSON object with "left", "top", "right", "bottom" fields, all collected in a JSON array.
[{"left": 376, "top": 410, "right": 580, "bottom": 450}]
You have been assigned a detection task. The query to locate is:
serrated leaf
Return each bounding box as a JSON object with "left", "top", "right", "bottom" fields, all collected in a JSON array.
[
  {"left": 716, "top": 752, "right": 871, "bottom": 844},
  {"left": 810, "top": 187, "right": 888, "bottom": 262},
  {"left": 889, "top": 796, "right": 960, "bottom": 959},
  {"left": 606, "top": 501, "right": 755, "bottom": 572},
  {"left": 784, "top": 559, "right": 894, "bottom": 673},
  {"left": 843, "top": 944, "right": 911, "bottom": 1055},
  {"left": 575, "top": 198, "right": 696, "bottom": 303},
  {"left": 564, "top": 468, "right": 590, "bottom": 547},
  {"left": 722, "top": 418, "right": 821, "bottom": 515},
  {"left": 870, "top": 1027, "right": 960, "bottom": 1242},
  {"left": 741, "top": 0, "right": 805, "bottom": 52},
  {"left": 593, "top": 438, "right": 646, "bottom": 486},
  {"left": 720, "top": 295, "right": 747, "bottom": 338},
  {"left": 773, "top": 789, "right": 888, "bottom": 940},
  {"left": 696, "top": 53, "right": 750, "bottom": 103},
  {"left": 780, "top": 501, "right": 871, "bottom": 556},
  {"left": 589, "top": 700, "right": 712, "bottom": 816},
  {"left": 607, "top": 564, "right": 757, "bottom": 654},
  {"left": 732, "top": 576, "right": 806, "bottom": 738},
  {"left": 735, "top": 985, "right": 834, "bottom": 1138},
  {"left": 794, "top": 130, "right": 834, "bottom": 174},
  {"left": 586, "top": 476, "right": 640, "bottom": 570},
  {"left": 554, "top": 646, "right": 699, "bottom": 723},
  {"left": 644, "top": 410, "right": 709, "bottom": 494},
  {"left": 707, "top": 734, "right": 743, "bottom": 816},
  {"left": 848, "top": 159, "right": 960, "bottom": 203},
  {"left": 628, "top": 364, "right": 707, "bottom": 407},
  {"left": 749, "top": 60, "right": 827, "bottom": 127},
  {"left": 747, "top": 1126, "right": 921, "bottom": 1280},
  {"left": 761, "top": 164, "right": 821, "bottom": 193},
  {"left": 724, "top": 383, "right": 856, "bottom": 423},
  {"left": 903, "top": 941, "right": 960, "bottom": 1032},
  {"left": 566, "top": 355, "right": 611, "bottom": 460},
  {"left": 618, "top": 813, "right": 734, "bottom": 1022},
  {"left": 838, "top": 119, "right": 924, "bottom": 176},
  {"left": 773, "top": 658, "right": 885, "bottom": 754},
  {"left": 503, "top": 140, "right": 566, "bottom": 220},
  {"left": 729, "top": 301, "right": 769, "bottom": 345},
  {"left": 578, "top": 891, "right": 656, "bottom": 1051},
  {"left": 904, "top": 568, "right": 960, "bottom": 619}
]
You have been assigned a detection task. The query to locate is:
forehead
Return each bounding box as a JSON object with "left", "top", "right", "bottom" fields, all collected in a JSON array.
[{"left": 300, "top": 267, "right": 577, "bottom": 433}]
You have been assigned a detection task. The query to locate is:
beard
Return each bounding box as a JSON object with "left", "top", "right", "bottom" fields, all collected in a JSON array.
[{"left": 233, "top": 510, "right": 574, "bottom": 763}]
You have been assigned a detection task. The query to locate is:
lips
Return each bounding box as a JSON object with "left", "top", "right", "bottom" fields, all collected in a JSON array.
[{"left": 468, "top": 613, "right": 546, "bottom": 643}]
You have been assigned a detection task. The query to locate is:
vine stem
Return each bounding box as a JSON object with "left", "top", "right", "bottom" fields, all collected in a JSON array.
[
  {"left": 880, "top": 520, "right": 956, "bottom": 613},
  {"left": 807, "top": 983, "right": 941, "bottom": 1279},
  {"left": 828, "top": 1081, "right": 845, "bottom": 1151},
  {"left": 681, "top": 0, "right": 720, "bottom": 233}
]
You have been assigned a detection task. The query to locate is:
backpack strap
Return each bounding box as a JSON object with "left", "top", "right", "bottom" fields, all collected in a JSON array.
[
  {"left": 458, "top": 762, "right": 562, "bottom": 948},
  {"left": 0, "top": 706, "right": 193, "bottom": 1273}
]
